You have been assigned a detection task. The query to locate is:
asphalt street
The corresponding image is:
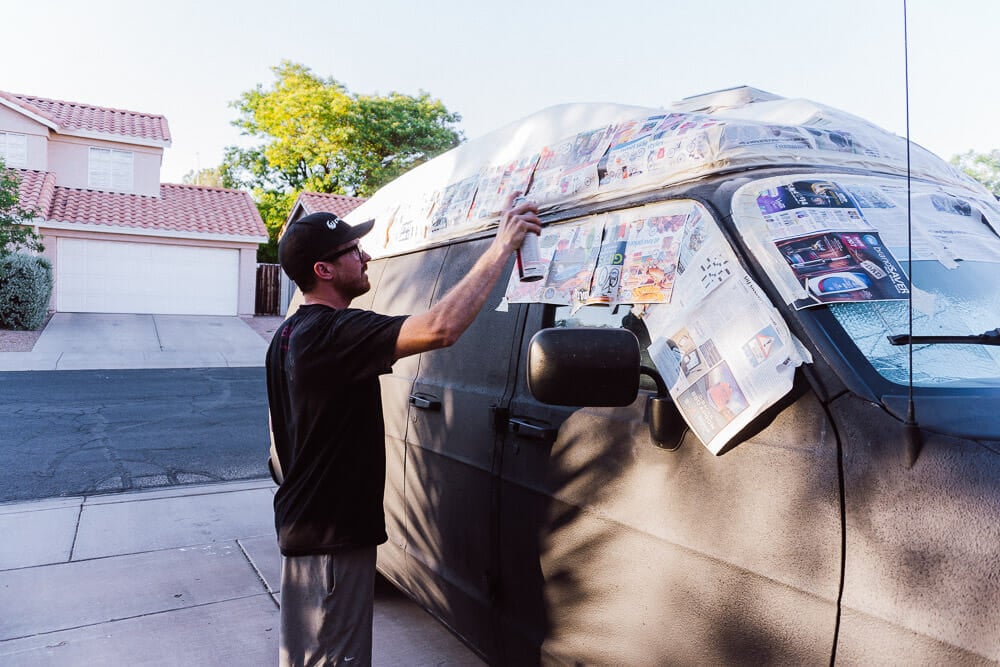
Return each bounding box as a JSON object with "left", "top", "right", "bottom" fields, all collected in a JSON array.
[
  {"left": 0, "top": 367, "right": 270, "bottom": 502},
  {"left": 0, "top": 316, "right": 485, "bottom": 665}
]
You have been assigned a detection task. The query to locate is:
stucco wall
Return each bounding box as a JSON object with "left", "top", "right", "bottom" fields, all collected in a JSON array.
[
  {"left": 46, "top": 135, "right": 162, "bottom": 197},
  {"left": 237, "top": 245, "right": 259, "bottom": 316},
  {"left": 0, "top": 105, "right": 49, "bottom": 171}
]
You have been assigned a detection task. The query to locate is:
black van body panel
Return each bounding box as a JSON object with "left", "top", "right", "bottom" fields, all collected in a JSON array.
[
  {"left": 830, "top": 394, "right": 1000, "bottom": 663},
  {"left": 358, "top": 169, "right": 1000, "bottom": 663},
  {"left": 439, "top": 297, "right": 840, "bottom": 664},
  {"left": 494, "top": 306, "right": 842, "bottom": 663},
  {"left": 401, "top": 240, "right": 524, "bottom": 658},
  {"left": 371, "top": 247, "right": 449, "bottom": 585}
]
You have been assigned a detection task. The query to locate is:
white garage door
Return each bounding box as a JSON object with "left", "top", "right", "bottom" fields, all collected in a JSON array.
[{"left": 57, "top": 238, "right": 240, "bottom": 315}]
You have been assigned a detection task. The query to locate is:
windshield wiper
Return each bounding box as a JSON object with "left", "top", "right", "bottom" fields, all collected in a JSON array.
[{"left": 888, "top": 328, "right": 1000, "bottom": 346}]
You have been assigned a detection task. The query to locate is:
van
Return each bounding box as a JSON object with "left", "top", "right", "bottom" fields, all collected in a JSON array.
[{"left": 290, "top": 87, "right": 1000, "bottom": 664}]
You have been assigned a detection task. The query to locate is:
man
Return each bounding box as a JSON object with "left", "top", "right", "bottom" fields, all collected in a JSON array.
[{"left": 266, "top": 195, "right": 540, "bottom": 666}]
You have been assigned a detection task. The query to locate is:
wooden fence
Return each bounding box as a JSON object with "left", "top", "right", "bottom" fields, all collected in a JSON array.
[{"left": 255, "top": 263, "right": 282, "bottom": 315}]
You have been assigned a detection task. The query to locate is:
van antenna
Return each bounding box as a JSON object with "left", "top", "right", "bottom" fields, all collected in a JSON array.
[{"left": 902, "top": 0, "right": 922, "bottom": 467}]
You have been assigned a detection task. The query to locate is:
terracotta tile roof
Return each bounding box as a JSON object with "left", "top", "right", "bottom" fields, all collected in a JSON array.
[
  {"left": 10, "top": 168, "right": 57, "bottom": 217},
  {"left": 0, "top": 91, "right": 171, "bottom": 144},
  {"left": 10, "top": 169, "right": 266, "bottom": 241},
  {"left": 294, "top": 192, "right": 367, "bottom": 218},
  {"left": 48, "top": 184, "right": 266, "bottom": 240}
]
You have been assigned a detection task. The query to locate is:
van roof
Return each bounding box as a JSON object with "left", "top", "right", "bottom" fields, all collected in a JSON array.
[{"left": 349, "top": 86, "right": 984, "bottom": 259}]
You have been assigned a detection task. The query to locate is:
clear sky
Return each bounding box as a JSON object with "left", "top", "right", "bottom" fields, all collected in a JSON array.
[{"left": 4, "top": 0, "right": 996, "bottom": 184}]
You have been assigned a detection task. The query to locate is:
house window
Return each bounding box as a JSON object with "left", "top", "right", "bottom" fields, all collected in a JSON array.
[
  {"left": 88, "top": 147, "right": 134, "bottom": 191},
  {"left": 0, "top": 132, "right": 27, "bottom": 168}
]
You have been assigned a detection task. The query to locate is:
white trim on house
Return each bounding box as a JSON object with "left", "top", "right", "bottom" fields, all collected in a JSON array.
[
  {"left": 62, "top": 127, "right": 170, "bottom": 149},
  {"left": 0, "top": 98, "right": 58, "bottom": 131},
  {"left": 39, "top": 219, "right": 268, "bottom": 244}
]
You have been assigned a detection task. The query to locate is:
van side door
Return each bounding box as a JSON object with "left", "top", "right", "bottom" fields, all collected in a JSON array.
[
  {"left": 401, "top": 237, "right": 525, "bottom": 658},
  {"left": 370, "top": 247, "right": 448, "bottom": 582},
  {"left": 498, "top": 271, "right": 843, "bottom": 662}
]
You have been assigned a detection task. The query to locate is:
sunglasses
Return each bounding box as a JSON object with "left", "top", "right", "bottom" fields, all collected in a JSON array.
[{"left": 320, "top": 244, "right": 364, "bottom": 263}]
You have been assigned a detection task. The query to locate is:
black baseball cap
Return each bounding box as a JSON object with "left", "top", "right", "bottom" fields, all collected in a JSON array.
[{"left": 278, "top": 212, "right": 374, "bottom": 284}]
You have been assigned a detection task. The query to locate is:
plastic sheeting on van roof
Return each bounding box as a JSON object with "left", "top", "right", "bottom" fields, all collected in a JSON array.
[{"left": 346, "top": 87, "right": 986, "bottom": 260}]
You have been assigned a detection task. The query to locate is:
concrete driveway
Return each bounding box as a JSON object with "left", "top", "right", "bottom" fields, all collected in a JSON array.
[{"left": 0, "top": 313, "right": 269, "bottom": 371}]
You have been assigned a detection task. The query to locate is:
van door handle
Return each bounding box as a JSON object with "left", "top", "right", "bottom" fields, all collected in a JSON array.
[
  {"left": 507, "top": 417, "right": 556, "bottom": 441},
  {"left": 409, "top": 393, "right": 442, "bottom": 411}
]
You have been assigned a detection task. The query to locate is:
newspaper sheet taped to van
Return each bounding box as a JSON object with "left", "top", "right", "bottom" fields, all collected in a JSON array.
[
  {"left": 730, "top": 173, "right": 1000, "bottom": 309},
  {"left": 639, "top": 201, "right": 809, "bottom": 454},
  {"left": 503, "top": 201, "right": 687, "bottom": 308},
  {"left": 639, "top": 202, "right": 809, "bottom": 454},
  {"left": 347, "top": 88, "right": 986, "bottom": 260},
  {"left": 342, "top": 88, "right": 991, "bottom": 454},
  {"left": 504, "top": 199, "right": 810, "bottom": 455}
]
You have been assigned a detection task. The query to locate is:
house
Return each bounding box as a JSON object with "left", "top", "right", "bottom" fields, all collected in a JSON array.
[
  {"left": 0, "top": 91, "right": 268, "bottom": 316},
  {"left": 286, "top": 191, "right": 367, "bottom": 223},
  {"left": 276, "top": 191, "right": 366, "bottom": 313}
]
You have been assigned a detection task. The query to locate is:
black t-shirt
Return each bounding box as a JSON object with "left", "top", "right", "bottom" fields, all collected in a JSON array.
[{"left": 266, "top": 304, "right": 407, "bottom": 556}]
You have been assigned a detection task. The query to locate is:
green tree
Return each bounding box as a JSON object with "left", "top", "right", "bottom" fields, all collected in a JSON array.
[
  {"left": 951, "top": 149, "right": 1000, "bottom": 197},
  {"left": 221, "top": 61, "right": 463, "bottom": 261},
  {"left": 0, "top": 163, "right": 43, "bottom": 257},
  {"left": 254, "top": 189, "right": 298, "bottom": 264},
  {"left": 181, "top": 167, "right": 224, "bottom": 188}
]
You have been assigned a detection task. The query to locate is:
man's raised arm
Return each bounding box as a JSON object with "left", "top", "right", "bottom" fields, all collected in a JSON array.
[{"left": 394, "top": 194, "right": 541, "bottom": 360}]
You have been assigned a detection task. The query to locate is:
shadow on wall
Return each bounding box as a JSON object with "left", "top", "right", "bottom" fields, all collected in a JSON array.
[
  {"left": 508, "top": 388, "right": 844, "bottom": 665},
  {"left": 357, "top": 241, "right": 1000, "bottom": 663}
]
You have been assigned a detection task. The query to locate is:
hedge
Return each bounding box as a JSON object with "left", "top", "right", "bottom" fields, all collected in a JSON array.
[{"left": 0, "top": 253, "right": 53, "bottom": 330}]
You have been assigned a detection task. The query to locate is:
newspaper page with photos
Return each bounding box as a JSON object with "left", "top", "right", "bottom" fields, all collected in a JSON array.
[
  {"left": 429, "top": 175, "right": 480, "bottom": 238},
  {"left": 585, "top": 203, "right": 687, "bottom": 308},
  {"left": 504, "top": 218, "right": 603, "bottom": 306},
  {"left": 732, "top": 177, "right": 912, "bottom": 309},
  {"left": 468, "top": 154, "right": 540, "bottom": 222},
  {"left": 500, "top": 199, "right": 808, "bottom": 452},
  {"left": 381, "top": 192, "right": 439, "bottom": 255},
  {"left": 598, "top": 114, "right": 720, "bottom": 195},
  {"left": 841, "top": 180, "right": 1000, "bottom": 267},
  {"left": 597, "top": 115, "right": 667, "bottom": 186},
  {"left": 526, "top": 126, "right": 614, "bottom": 207},
  {"left": 617, "top": 206, "right": 686, "bottom": 305},
  {"left": 504, "top": 202, "right": 690, "bottom": 310},
  {"left": 741, "top": 175, "right": 1000, "bottom": 269},
  {"left": 643, "top": 201, "right": 808, "bottom": 454},
  {"left": 586, "top": 213, "right": 630, "bottom": 306}
]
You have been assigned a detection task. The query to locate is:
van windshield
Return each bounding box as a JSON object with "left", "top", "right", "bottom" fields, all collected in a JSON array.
[
  {"left": 828, "top": 259, "right": 1000, "bottom": 386},
  {"left": 731, "top": 173, "right": 1000, "bottom": 388}
]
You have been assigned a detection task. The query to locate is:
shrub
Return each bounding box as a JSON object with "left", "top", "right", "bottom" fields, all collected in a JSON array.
[
  {"left": 0, "top": 165, "right": 44, "bottom": 257},
  {"left": 0, "top": 253, "right": 53, "bottom": 330}
]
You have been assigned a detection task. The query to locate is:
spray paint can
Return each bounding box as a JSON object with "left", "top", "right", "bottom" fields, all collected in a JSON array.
[
  {"left": 517, "top": 231, "right": 544, "bottom": 281},
  {"left": 514, "top": 196, "right": 544, "bottom": 282}
]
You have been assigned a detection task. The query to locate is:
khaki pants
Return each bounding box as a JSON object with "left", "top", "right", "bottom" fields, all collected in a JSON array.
[{"left": 279, "top": 547, "right": 377, "bottom": 666}]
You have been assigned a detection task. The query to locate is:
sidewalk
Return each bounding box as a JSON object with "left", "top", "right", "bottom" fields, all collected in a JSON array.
[
  {"left": 0, "top": 314, "right": 485, "bottom": 665},
  {"left": 0, "top": 480, "right": 483, "bottom": 665},
  {"left": 0, "top": 313, "right": 272, "bottom": 372}
]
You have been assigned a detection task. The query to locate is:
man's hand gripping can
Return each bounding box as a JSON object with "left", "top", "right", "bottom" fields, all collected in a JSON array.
[{"left": 514, "top": 196, "right": 544, "bottom": 282}]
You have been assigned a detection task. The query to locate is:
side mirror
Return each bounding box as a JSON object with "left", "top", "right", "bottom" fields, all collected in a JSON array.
[
  {"left": 527, "top": 328, "right": 640, "bottom": 407},
  {"left": 527, "top": 327, "right": 688, "bottom": 450}
]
